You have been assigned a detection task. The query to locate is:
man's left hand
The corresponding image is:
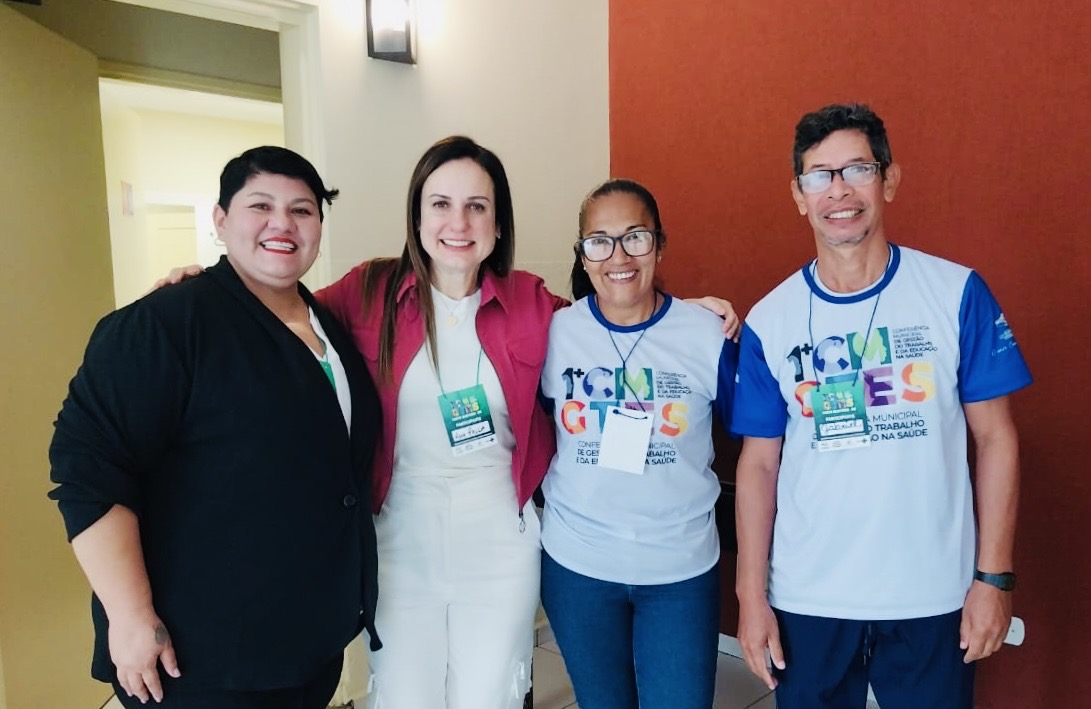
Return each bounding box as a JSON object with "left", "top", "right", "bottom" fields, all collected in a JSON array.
[{"left": 960, "top": 580, "right": 1013, "bottom": 663}]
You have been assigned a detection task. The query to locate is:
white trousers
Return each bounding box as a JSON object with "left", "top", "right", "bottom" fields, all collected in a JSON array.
[{"left": 366, "top": 464, "right": 540, "bottom": 709}]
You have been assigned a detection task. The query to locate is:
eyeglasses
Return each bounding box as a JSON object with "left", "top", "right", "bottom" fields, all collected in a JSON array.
[
  {"left": 796, "top": 162, "right": 882, "bottom": 194},
  {"left": 575, "top": 230, "right": 657, "bottom": 262}
]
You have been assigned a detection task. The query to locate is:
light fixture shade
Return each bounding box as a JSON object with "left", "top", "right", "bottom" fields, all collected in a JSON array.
[{"left": 366, "top": 0, "right": 415, "bottom": 64}]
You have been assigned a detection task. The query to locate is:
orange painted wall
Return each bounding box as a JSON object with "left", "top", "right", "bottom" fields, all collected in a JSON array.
[{"left": 609, "top": 1, "right": 1091, "bottom": 706}]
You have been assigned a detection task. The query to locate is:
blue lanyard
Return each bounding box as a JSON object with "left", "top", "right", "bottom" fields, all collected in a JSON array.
[{"left": 601, "top": 295, "right": 655, "bottom": 401}]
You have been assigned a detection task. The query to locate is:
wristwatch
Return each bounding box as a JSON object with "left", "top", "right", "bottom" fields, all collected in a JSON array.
[{"left": 974, "top": 569, "right": 1017, "bottom": 591}]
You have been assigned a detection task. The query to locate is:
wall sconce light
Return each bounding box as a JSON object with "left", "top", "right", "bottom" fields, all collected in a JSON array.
[{"left": 366, "top": 0, "right": 416, "bottom": 64}]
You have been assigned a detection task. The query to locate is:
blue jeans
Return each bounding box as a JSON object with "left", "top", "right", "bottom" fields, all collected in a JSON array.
[{"left": 540, "top": 550, "right": 719, "bottom": 709}]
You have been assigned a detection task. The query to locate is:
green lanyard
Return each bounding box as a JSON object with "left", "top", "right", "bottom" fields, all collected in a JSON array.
[
  {"left": 316, "top": 335, "right": 336, "bottom": 390},
  {"left": 437, "top": 346, "right": 485, "bottom": 400}
]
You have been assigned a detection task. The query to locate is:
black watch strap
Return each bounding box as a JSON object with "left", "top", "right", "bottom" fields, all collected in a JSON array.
[{"left": 974, "top": 569, "right": 1016, "bottom": 591}]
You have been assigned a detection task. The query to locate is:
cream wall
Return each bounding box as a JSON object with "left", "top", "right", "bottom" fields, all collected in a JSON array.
[
  {"left": 0, "top": 6, "right": 115, "bottom": 708},
  {"left": 315, "top": 0, "right": 610, "bottom": 294},
  {"left": 100, "top": 103, "right": 284, "bottom": 306},
  {"left": 136, "top": 110, "right": 285, "bottom": 199},
  {"left": 101, "top": 101, "right": 150, "bottom": 308}
]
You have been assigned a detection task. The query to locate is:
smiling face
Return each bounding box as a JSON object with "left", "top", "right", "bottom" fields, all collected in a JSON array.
[
  {"left": 214, "top": 172, "right": 322, "bottom": 294},
  {"left": 791, "top": 129, "right": 900, "bottom": 250},
  {"left": 579, "top": 191, "right": 660, "bottom": 318},
  {"left": 418, "top": 158, "right": 498, "bottom": 285}
]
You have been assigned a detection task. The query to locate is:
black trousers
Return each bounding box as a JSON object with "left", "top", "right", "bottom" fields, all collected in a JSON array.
[{"left": 112, "top": 653, "right": 343, "bottom": 709}]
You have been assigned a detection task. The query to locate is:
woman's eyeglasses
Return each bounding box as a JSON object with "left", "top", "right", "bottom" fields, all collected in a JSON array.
[{"left": 575, "top": 230, "right": 657, "bottom": 262}]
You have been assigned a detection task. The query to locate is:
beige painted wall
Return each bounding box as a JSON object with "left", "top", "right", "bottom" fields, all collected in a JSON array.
[
  {"left": 0, "top": 5, "right": 115, "bottom": 708},
  {"left": 0, "top": 642, "right": 6, "bottom": 709},
  {"left": 315, "top": 0, "right": 610, "bottom": 295},
  {"left": 136, "top": 110, "right": 284, "bottom": 200}
]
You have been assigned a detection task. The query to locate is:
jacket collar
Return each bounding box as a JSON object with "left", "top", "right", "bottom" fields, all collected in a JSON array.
[
  {"left": 395, "top": 267, "right": 509, "bottom": 313},
  {"left": 206, "top": 255, "right": 318, "bottom": 309}
]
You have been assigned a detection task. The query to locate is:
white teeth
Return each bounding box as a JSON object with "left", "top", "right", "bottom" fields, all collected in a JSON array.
[
  {"left": 827, "top": 209, "right": 860, "bottom": 219},
  {"left": 262, "top": 241, "right": 296, "bottom": 252},
  {"left": 607, "top": 271, "right": 636, "bottom": 281},
  {"left": 442, "top": 239, "right": 472, "bottom": 247}
]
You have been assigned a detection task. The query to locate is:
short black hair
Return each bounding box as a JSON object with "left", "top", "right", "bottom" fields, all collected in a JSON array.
[
  {"left": 217, "top": 146, "right": 339, "bottom": 221},
  {"left": 793, "top": 103, "right": 892, "bottom": 177}
]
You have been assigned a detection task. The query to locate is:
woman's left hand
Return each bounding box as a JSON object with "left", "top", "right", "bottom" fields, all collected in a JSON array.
[{"left": 686, "top": 296, "right": 740, "bottom": 340}]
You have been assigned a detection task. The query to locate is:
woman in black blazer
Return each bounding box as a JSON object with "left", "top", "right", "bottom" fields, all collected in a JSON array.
[{"left": 48, "top": 146, "right": 381, "bottom": 709}]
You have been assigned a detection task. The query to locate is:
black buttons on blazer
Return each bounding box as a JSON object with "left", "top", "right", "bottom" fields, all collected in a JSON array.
[{"left": 343, "top": 494, "right": 358, "bottom": 508}]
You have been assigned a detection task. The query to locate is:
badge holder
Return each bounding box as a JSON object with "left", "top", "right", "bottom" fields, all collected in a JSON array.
[
  {"left": 598, "top": 406, "right": 654, "bottom": 474},
  {"left": 436, "top": 348, "right": 498, "bottom": 456},
  {"left": 439, "top": 384, "right": 498, "bottom": 456},
  {"left": 812, "top": 378, "right": 871, "bottom": 452}
]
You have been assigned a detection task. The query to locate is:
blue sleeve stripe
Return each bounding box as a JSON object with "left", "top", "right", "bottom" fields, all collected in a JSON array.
[
  {"left": 714, "top": 339, "right": 738, "bottom": 434},
  {"left": 957, "top": 272, "right": 1033, "bottom": 402},
  {"left": 730, "top": 322, "right": 789, "bottom": 438}
]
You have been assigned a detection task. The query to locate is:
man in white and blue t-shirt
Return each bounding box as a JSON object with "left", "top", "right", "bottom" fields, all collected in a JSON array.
[{"left": 732, "top": 103, "right": 1032, "bottom": 708}]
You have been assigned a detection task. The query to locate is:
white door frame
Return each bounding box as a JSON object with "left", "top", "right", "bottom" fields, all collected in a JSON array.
[{"left": 108, "top": 0, "right": 332, "bottom": 285}]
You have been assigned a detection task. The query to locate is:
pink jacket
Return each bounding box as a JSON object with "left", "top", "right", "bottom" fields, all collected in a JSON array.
[{"left": 319, "top": 263, "right": 565, "bottom": 512}]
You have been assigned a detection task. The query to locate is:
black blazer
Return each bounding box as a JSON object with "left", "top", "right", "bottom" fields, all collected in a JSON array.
[{"left": 49, "top": 257, "right": 381, "bottom": 691}]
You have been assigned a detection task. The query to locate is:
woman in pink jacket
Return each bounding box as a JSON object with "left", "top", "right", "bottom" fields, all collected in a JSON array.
[{"left": 319, "top": 136, "right": 559, "bottom": 708}]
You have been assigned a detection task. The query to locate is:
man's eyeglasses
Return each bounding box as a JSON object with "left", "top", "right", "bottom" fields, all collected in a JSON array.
[
  {"left": 575, "top": 230, "right": 657, "bottom": 262},
  {"left": 796, "top": 162, "right": 882, "bottom": 194}
]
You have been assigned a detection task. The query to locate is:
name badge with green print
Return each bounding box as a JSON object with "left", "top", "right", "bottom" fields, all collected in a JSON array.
[
  {"left": 812, "top": 378, "right": 871, "bottom": 452},
  {"left": 438, "top": 384, "right": 498, "bottom": 456}
]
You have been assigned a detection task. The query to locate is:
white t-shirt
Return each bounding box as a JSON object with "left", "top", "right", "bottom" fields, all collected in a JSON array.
[
  {"left": 309, "top": 308, "right": 351, "bottom": 431},
  {"left": 394, "top": 288, "right": 515, "bottom": 471},
  {"left": 540, "top": 294, "right": 736, "bottom": 585},
  {"left": 732, "top": 244, "right": 1032, "bottom": 620}
]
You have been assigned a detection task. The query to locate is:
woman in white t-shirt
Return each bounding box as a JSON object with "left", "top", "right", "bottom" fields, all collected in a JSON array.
[{"left": 539, "top": 178, "right": 737, "bottom": 709}]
